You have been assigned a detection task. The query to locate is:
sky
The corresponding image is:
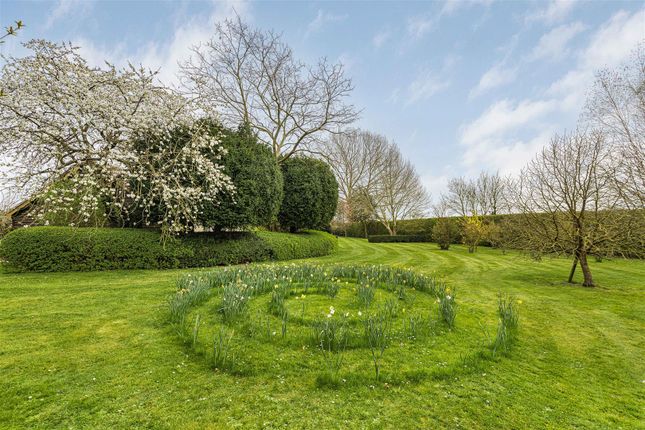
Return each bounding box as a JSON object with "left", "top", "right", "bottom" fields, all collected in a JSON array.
[{"left": 1, "top": 0, "right": 644, "bottom": 199}]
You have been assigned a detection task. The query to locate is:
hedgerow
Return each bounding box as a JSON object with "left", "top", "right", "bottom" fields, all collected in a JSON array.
[
  {"left": 367, "top": 234, "right": 431, "bottom": 243},
  {"left": 0, "top": 227, "right": 336, "bottom": 272}
]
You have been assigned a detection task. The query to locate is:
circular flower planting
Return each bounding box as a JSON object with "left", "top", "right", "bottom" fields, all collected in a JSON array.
[{"left": 166, "top": 264, "right": 517, "bottom": 386}]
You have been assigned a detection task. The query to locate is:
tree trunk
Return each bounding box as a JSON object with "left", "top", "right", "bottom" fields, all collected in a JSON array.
[
  {"left": 363, "top": 222, "right": 368, "bottom": 239},
  {"left": 567, "top": 254, "right": 578, "bottom": 283},
  {"left": 578, "top": 250, "right": 595, "bottom": 287}
]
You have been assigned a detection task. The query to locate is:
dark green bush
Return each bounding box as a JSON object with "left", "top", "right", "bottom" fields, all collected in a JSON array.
[
  {"left": 279, "top": 157, "right": 338, "bottom": 232},
  {"left": 200, "top": 122, "right": 283, "bottom": 230},
  {"left": 0, "top": 227, "right": 337, "bottom": 272},
  {"left": 368, "top": 234, "right": 431, "bottom": 243},
  {"left": 432, "top": 218, "right": 460, "bottom": 250}
]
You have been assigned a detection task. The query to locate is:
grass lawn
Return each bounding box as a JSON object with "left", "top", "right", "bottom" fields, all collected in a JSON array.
[{"left": 0, "top": 238, "right": 643, "bottom": 429}]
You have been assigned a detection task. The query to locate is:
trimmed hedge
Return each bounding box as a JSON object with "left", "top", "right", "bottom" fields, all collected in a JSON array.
[
  {"left": 0, "top": 227, "right": 336, "bottom": 272},
  {"left": 368, "top": 234, "right": 431, "bottom": 243},
  {"left": 256, "top": 230, "right": 337, "bottom": 260}
]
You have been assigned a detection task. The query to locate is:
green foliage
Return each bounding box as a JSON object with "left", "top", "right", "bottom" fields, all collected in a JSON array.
[
  {"left": 364, "top": 312, "right": 392, "bottom": 381},
  {"left": 0, "top": 227, "right": 337, "bottom": 272},
  {"left": 462, "top": 214, "right": 487, "bottom": 253},
  {"left": 438, "top": 285, "right": 456, "bottom": 328},
  {"left": 432, "top": 218, "right": 460, "bottom": 250},
  {"left": 279, "top": 157, "right": 339, "bottom": 232},
  {"left": 211, "top": 327, "right": 235, "bottom": 370},
  {"left": 492, "top": 293, "right": 520, "bottom": 356},
  {"left": 167, "top": 263, "right": 451, "bottom": 383},
  {"left": 367, "top": 234, "right": 431, "bottom": 243},
  {"left": 199, "top": 122, "right": 283, "bottom": 230},
  {"left": 255, "top": 230, "right": 337, "bottom": 260},
  {"left": 0, "top": 213, "right": 10, "bottom": 238},
  {"left": 220, "top": 280, "right": 252, "bottom": 321},
  {"left": 356, "top": 283, "right": 375, "bottom": 309}
]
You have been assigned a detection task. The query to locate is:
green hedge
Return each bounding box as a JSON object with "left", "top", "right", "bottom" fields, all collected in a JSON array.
[
  {"left": 0, "top": 227, "right": 337, "bottom": 272},
  {"left": 256, "top": 230, "right": 337, "bottom": 260},
  {"left": 367, "top": 234, "right": 432, "bottom": 243}
]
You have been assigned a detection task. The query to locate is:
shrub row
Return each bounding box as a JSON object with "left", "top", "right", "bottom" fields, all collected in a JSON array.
[
  {"left": 367, "top": 234, "right": 432, "bottom": 243},
  {"left": 256, "top": 230, "right": 337, "bottom": 260},
  {"left": 0, "top": 227, "right": 337, "bottom": 272}
]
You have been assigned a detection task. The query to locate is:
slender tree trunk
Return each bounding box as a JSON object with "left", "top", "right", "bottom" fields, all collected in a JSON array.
[
  {"left": 578, "top": 250, "right": 595, "bottom": 287},
  {"left": 567, "top": 253, "right": 578, "bottom": 283},
  {"left": 363, "top": 222, "right": 368, "bottom": 239}
]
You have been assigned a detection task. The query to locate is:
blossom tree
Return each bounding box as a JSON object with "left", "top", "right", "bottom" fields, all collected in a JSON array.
[{"left": 0, "top": 40, "right": 233, "bottom": 235}]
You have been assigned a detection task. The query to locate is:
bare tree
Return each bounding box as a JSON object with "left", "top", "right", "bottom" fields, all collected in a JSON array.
[
  {"left": 442, "top": 172, "right": 508, "bottom": 217},
  {"left": 181, "top": 16, "right": 358, "bottom": 161},
  {"left": 363, "top": 144, "right": 430, "bottom": 235},
  {"left": 514, "top": 130, "right": 639, "bottom": 287},
  {"left": 476, "top": 171, "right": 508, "bottom": 215},
  {"left": 584, "top": 43, "right": 645, "bottom": 208},
  {"left": 443, "top": 177, "right": 477, "bottom": 217},
  {"left": 314, "top": 129, "right": 388, "bottom": 226}
]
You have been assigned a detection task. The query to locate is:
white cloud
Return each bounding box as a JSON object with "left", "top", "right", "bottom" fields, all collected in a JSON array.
[
  {"left": 372, "top": 29, "right": 391, "bottom": 48},
  {"left": 337, "top": 52, "right": 357, "bottom": 73},
  {"left": 76, "top": 0, "right": 251, "bottom": 87},
  {"left": 525, "top": 0, "right": 578, "bottom": 25},
  {"left": 441, "top": 0, "right": 493, "bottom": 16},
  {"left": 405, "top": 0, "right": 493, "bottom": 41},
  {"left": 469, "top": 62, "right": 517, "bottom": 98},
  {"left": 306, "top": 10, "right": 347, "bottom": 36},
  {"left": 405, "top": 69, "right": 450, "bottom": 105},
  {"left": 548, "top": 8, "right": 645, "bottom": 112},
  {"left": 461, "top": 99, "right": 557, "bottom": 146},
  {"left": 457, "top": 97, "right": 563, "bottom": 174},
  {"left": 459, "top": 7, "right": 645, "bottom": 174},
  {"left": 45, "top": 0, "right": 92, "bottom": 30},
  {"left": 528, "top": 21, "right": 586, "bottom": 62},
  {"left": 407, "top": 15, "right": 435, "bottom": 39},
  {"left": 421, "top": 173, "right": 449, "bottom": 201}
]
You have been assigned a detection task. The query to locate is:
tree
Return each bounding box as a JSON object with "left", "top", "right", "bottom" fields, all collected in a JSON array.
[
  {"left": 476, "top": 171, "right": 508, "bottom": 215},
  {"left": 0, "top": 20, "right": 24, "bottom": 98},
  {"left": 432, "top": 218, "right": 459, "bottom": 250},
  {"left": 314, "top": 129, "right": 388, "bottom": 232},
  {"left": 0, "top": 20, "right": 23, "bottom": 45},
  {"left": 584, "top": 43, "right": 645, "bottom": 208},
  {"left": 514, "top": 130, "right": 638, "bottom": 287},
  {"left": 461, "top": 213, "right": 487, "bottom": 253},
  {"left": 363, "top": 144, "right": 430, "bottom": 235},
  {"left": 0, "top": 40, "right": 232, "bottom": 236},
  {"left": 279, "top": 157, "right": 338, "bottom": 232},
  {"left": 347, "top": 185, "right": 376, "bottom": 238},
  {"left": 443, "top": 177, "right": 477, "bottom": 217},
  {"left": 442, "top": 171, "right": 508, "bottom": 216},
  {"left": 198, "top": 122, "right": 283, "bottom": 230},
  {"left": 181, "top": 16, "right": 358, "bottom": 161}
]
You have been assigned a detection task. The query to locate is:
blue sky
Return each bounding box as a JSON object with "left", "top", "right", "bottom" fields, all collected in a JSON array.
[{"left": 1, "top": 0, "right": 644, "bottom": 197}]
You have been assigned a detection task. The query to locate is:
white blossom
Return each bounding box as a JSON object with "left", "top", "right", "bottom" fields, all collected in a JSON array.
[{"left": 0, "top": 40, "right": 233, "bottom": 236}]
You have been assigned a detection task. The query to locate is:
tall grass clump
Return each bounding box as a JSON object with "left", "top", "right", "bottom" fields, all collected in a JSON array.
[
  {"left": 437, "top": 286, "right": 456, "bottom": 328},
  {"left": 356, "top": 283, "right": 375, "bottom": 309},
  {"left": 268, "top": 284, "right": 289, "bottom": 316},
  {"left": 364, "top": 312, "right": 392, "bottom": 381},
  {"left": 220, "top": 280, "right": 252, "bottom": 321},
  {"left": 168, "top": 274, "right": 212, "bottom": 333},
  {"left": 492, "top": 293, "right": 520, "bottom": 356},
  {"left": 313, "top": 309, "right": 348, "bottom": 387},
  {"left": 212, "top": 327, "right": 235, "bottom": 370}
]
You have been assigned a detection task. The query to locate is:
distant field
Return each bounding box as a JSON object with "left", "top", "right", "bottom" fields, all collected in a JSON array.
[{"left": 0, "top": 238, "right": 643, "bottom": 429}]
